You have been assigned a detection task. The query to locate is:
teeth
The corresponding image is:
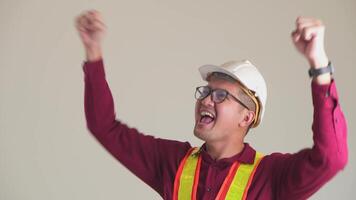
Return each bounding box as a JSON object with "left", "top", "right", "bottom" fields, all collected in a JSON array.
[{"left": 200, "top": 111, "right": 214, "bottom": 118}]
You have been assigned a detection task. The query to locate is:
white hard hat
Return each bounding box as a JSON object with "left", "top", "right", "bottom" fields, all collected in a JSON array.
[{"left": 198, "top": 60, "right": 267, "bottom": 127}]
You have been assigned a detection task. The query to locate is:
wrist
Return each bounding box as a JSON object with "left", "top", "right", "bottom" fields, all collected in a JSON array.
[
  {"left": 85, "top": 46, "right": 102, "bottom": 62},
  {"left": 312, "top": 73, "right": 331, "bottom": 85},
  {"left": 308, "top": 54, "right": 329, "bottom": 69}
]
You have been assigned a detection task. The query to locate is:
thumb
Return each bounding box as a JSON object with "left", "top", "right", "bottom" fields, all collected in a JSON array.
[{"left": 291, "top": 30, "right": 301, "bottom": 43}]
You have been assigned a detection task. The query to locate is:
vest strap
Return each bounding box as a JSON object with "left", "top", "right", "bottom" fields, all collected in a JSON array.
[{"left": 173, "top": 147, "right": 264, "bottom": 200}]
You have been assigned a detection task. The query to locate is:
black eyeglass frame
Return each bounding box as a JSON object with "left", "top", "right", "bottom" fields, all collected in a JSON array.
[{"left": 195, "top": 86, "right": 250, "bottom": 110}]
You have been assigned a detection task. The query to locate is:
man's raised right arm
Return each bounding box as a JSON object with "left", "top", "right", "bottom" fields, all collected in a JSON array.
[
  {"left": 76, "top": 10, "right": 114, "bottom": 134},
  {"left": 75, "top": 10, "right": 191, "bottom": 196}
]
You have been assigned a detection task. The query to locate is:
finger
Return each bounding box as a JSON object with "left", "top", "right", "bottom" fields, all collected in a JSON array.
[
  {"left": 296, "top": 16, "right": 322, "bottom": 24},
  {"left": 76, "top": 15, "right": 88, "bottom": 31},
  {"left": 83, "top": 14, "right": 94, "bottom": 29},
  {"left": 89, "top": 10, "right": 102, "bottom": 20},
  {"left": 301, "top": 25, "right": 324, "bottom": 41},
  {"left": 90, "top": 18, "right": 106, "bottom": 29},
  {"left": 87, "top": 11, "right": 96, "bottom": 22},
  {"left": 84, "top": 14, "right": 106, "bottom": 32},
  {"left": 296, "top": 21, "right": 319, "bottom": 32},
  {"left": 88, "top": 9, "right": 100, "bottom": 17},
  {"left": 296, "top": 18, "right": 322, "bottom": 31},
  {"left": 87, "top": 10, "right": 104, "bottom": 25},
  {"left": 291, "top": 30, "right": 301, "bottom": 42},
  {"left": 88, "top": 20, "right": 106, "bottom": 32}
]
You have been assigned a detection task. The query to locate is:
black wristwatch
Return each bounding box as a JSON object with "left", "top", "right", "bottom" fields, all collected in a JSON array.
[{"left": 308, "top": 61, "right": 334, "bottom": 78}]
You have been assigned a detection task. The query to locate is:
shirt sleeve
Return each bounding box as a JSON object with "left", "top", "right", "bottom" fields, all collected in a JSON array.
[
  {"left": 82, "top": 59, "right": 191, "bottom": 196},
  {"left": 270, "top": 78, "right": 348, "bottom": 200}
]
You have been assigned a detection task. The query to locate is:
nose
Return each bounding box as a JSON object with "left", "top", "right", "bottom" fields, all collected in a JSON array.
[{"left": 200, "top": 93, "right": 215, "bottom": 107}]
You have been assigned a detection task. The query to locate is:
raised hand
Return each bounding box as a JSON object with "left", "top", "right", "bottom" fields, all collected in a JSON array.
[
  {"left": 75, "top": 10, "right": 106, "bottom": 61},
  {"left": 291, "top": 17, "right": 329, "bottom": 69},
  {"left": 291, "top": 17, "right": 331, "bottom": 84}
]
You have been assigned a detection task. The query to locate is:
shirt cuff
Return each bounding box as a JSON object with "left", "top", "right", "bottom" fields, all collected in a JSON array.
[
  {"left": 311, "top": 78, "right": 339, "bottom": 109},
  {"left": 82, "top": 59, "right": 106, "bottom": 80}
]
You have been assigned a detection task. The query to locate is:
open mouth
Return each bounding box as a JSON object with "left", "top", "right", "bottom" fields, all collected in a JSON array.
[{"left": 199, "top": 111, "right": 216, "bottom": 125}]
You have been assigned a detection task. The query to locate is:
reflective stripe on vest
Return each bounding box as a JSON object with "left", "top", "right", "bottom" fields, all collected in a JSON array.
[{"left": 173, "top": 147, "right": 264, "bottom": 200}]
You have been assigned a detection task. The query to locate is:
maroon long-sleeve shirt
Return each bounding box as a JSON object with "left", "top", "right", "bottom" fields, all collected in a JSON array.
[{"left": 83, "top": 59, "right": 348, "bottom": 200}]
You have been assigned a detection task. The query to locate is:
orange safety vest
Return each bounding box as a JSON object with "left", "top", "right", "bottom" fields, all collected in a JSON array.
[{"left": 173, "top": 147, "right": 264, "bottom": 200}]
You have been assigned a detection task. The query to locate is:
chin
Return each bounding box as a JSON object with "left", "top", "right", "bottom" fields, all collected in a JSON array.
[
  {"left": 193, "top": 126, "right": 202, "bottom": 139},
  {"left": 193, "top": 126, "right": 210, "bottom": 142}
]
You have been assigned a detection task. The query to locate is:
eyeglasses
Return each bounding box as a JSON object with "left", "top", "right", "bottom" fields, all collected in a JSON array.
[{"left": 195, "top": 86, "right": 250, "bottom": 110}]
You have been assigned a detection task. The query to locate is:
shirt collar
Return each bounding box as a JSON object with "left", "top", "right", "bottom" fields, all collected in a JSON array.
[{"left": 193, "top": 143, "right": 256, "bottom": 167}]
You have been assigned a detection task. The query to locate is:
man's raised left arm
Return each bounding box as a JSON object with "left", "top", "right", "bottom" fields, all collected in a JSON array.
[{"left": 270, "top": 17, "right": 348, "bottom": 199}]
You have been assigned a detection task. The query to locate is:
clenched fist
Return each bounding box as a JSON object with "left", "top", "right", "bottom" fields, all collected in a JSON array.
[
  {"left": 291, "top": 17, "right": 329, "bottom": 69},
  {"left": 291, "top": 17, "right": 331, "bottom": 84},
  {"left": 75, "top": 10, "right": 106, "bottom": 61}
]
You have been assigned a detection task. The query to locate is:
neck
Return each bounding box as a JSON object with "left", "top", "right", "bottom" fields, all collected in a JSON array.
[{"left": 205, "top": 140, "right": 245, "bottom": 161}]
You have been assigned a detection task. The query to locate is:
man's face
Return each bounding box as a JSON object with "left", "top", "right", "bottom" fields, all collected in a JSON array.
[{"left": 194, "top": 78, "right": 248, "bottom": 143}]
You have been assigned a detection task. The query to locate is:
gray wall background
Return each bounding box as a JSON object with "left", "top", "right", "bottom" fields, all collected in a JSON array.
[{"left": 0, "top": 0, "right": 355, "bottom": 199}]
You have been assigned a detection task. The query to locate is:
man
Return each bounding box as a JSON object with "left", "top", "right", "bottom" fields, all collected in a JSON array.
[{"left": 76, "top": 10, "right": 348, "bottom": 199}]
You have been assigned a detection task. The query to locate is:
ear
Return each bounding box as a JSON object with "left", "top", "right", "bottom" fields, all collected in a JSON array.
[{"left": 239, "top": 110, "right": 255, "bottom": 128}]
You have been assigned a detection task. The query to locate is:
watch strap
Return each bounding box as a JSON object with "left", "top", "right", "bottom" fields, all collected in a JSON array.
[{"left": 308, "top": 61, "right": 334, "bottom": 78}]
